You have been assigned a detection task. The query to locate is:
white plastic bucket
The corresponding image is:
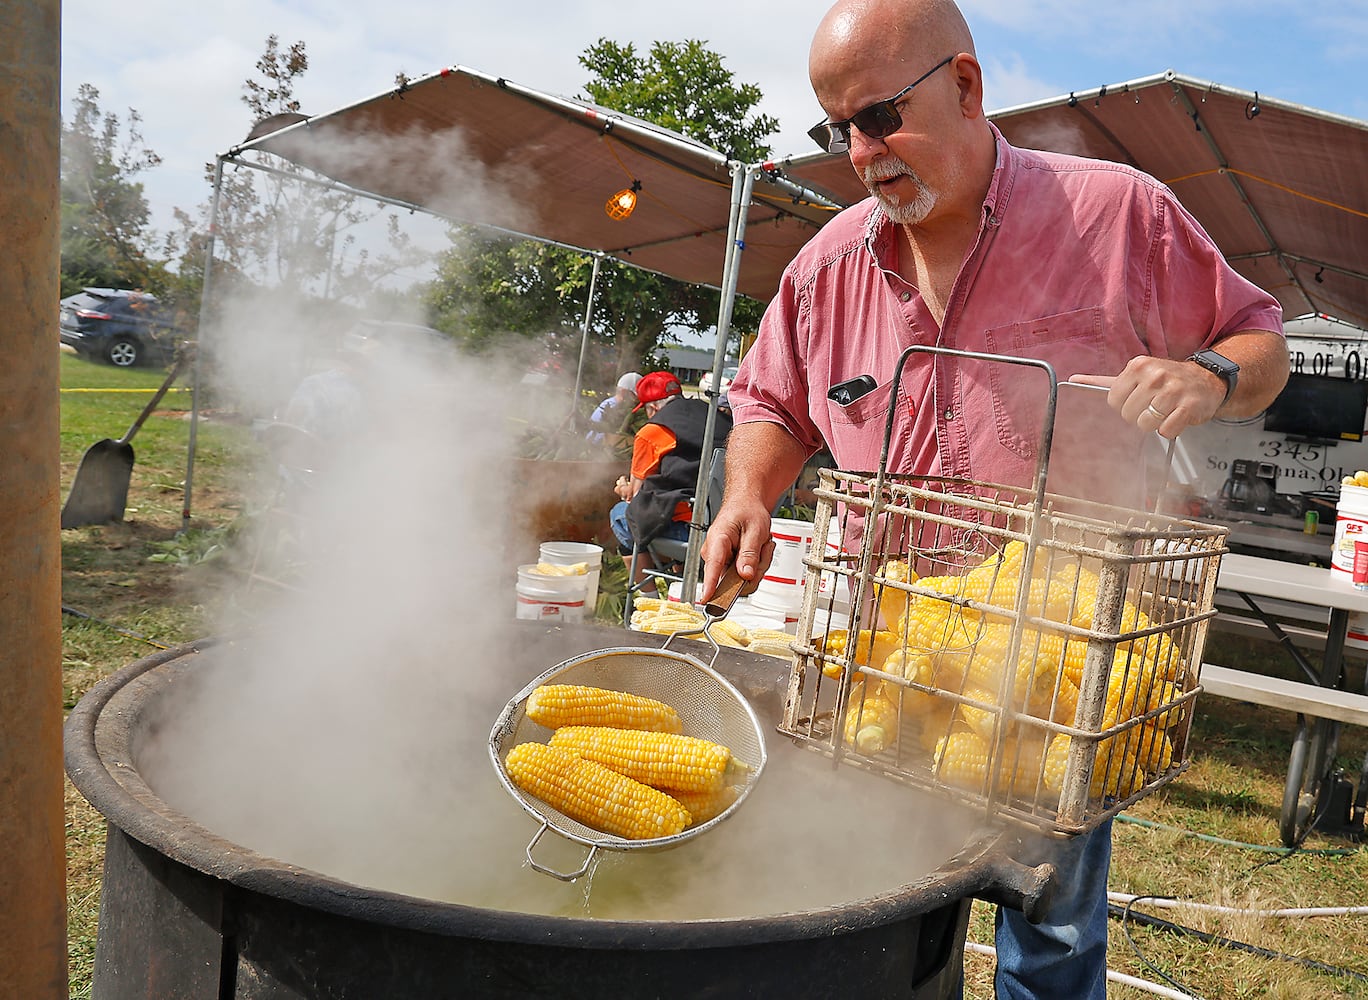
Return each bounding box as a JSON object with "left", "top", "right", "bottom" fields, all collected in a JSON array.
[
  {"left": 1347, "top": 613, "right": 1368, "bottom": 650},
  {"left": 815, "top": 518, "right": 852, "bottom": 613},
  {"left": 753, "top": 517, "right": 816, "bottom": 612},
  {"left": 1331, "top": 485, "right": 1368, "bottom": 578},
  {"left": 538, "top": 541, "right": 603, "bottom": 614},
  {"left": 515, "top": 564, "right": 588, "bottom": 623},
  {"left": 746, "top": 588, "right": 803, "bottom": 630}
]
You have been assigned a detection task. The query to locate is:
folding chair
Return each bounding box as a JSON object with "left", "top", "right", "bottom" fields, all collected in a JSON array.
[{"left": 623, "top": 447, "right": 726, "bottom": 626}]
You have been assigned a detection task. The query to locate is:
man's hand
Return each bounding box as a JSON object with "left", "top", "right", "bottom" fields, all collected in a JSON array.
[
  {"left": 1071, "top": 357, "right": 1226, "bottom": 439},
  {"left": 700, "top": 498, "right": 776, "bottom": 603},
  {"left": 1072, "top": 330, "right": 1288, "bottom": 438}
]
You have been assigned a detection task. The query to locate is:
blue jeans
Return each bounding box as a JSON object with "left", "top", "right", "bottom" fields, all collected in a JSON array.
[
  {"left": 609, "top": 500, "right": 691, "bottom": 552},
  {"left": 988, "top": 819, "right": 1112, "bottom": 999}
]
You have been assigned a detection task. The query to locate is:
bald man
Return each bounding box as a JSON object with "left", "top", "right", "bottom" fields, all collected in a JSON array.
[{"left": 704, "top": 1, "right": 1287, "bottom": 996}]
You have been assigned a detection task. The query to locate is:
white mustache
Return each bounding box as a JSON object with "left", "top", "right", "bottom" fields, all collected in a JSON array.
[{"left": 861, "top": 161, "right": 919, "bottom": 186}]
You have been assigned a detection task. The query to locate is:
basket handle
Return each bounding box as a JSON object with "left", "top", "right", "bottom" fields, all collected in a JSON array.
[{"left": 524, "top": 820, "right": 599, "bottom": 882}]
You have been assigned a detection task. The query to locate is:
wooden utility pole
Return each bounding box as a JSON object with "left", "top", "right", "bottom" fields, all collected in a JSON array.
[{"left": 0, "top": 0, "right": 70, "bottom": 995}]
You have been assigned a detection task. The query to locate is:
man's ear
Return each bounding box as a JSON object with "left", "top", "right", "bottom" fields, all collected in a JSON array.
[{"left": 951, "top": 53, "right": 985, "bottom": 120}]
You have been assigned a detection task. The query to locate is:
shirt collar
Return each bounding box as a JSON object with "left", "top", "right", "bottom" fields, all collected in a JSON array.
[{"left": 862, "top": 121, "right": 1018, "bottom": 260}]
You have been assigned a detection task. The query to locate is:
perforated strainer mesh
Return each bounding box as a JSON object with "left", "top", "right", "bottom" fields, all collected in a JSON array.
[{"left": 489, "top": 646, "right": 768, "bottom": 852}]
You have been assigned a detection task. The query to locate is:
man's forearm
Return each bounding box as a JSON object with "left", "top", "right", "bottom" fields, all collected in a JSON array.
[
  {"left": 1211, "top": 329, "right": 1289, "bottom": 418},
  {"left": 723, "top": 421, "right": 810, "bottom": 510}
]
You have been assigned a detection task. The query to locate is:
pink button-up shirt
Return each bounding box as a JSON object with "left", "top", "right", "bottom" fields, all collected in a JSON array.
[{"left": 731, "top": 127, "right": 1283, "bottom": 509}]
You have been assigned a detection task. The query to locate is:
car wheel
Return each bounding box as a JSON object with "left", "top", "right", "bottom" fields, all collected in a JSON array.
[{"left": 107, "top": 338, "right": 140, "bottom": 367}]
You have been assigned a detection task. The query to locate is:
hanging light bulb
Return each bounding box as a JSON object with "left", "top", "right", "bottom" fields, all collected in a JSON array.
[{"left": 606, "top": 180, "right": 642, "bottom": 221}]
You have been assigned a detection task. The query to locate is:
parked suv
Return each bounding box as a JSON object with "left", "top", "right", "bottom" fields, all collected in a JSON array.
[{"left": 59, "top": 288, "right": 188, "bottom": 367}]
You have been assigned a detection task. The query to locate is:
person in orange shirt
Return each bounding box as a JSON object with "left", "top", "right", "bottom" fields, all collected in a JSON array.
[{"left": 609, "top": 371, "right": 731, "bottom": 559}]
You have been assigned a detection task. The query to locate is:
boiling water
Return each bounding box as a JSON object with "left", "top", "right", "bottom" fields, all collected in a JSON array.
[{"left": 140, "top": 646, "right": 974, "bottom": 921}]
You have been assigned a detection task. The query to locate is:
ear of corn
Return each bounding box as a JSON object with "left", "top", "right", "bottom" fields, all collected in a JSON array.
[
  {"left": 933, "top": 730, "right": 992, "bottom": 793},
  {"left": 670, "top": 784, "right": 741, "bottom": 827},
  {"left": 1042, "top": 732, "right": 1145, "bottom": 799},
  {"left": 818, "top": 628, "right": 901, "bottom": 679},
  {"left": 747, "top": 628, "right": 796, "bottom": 659},
  {"left": 877, "top": 558, "right": 918, "bottom": 631},
  {"left": 953, "top": 683, "right": 1004, "bottom": 744},
  {"left": 908, "top": 689, "right": 957, "bottom": 753},
  {"left": 504, "top": 742, "right": 690, "bottom": 840},
  {"left": 525, "top": 684, "right": 683, "bottom": 734},
  {"left": 532, "top": 562, "right": 588, "bottom": 576},
  {"left": 842, "top": 681, "right": 903, "bottom": 754},
  {"left": 548, "top": 725, "right": 736, "bottom": 793}
]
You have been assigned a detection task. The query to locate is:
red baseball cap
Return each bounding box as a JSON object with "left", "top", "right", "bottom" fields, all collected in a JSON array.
[{"left": 632, "top": 371, "right": 683, "bottom": 411}]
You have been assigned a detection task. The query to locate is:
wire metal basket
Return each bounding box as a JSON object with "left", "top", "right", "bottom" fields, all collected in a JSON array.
[{"left": 778, "top": 346, "right": 1228, "bottom": 837}]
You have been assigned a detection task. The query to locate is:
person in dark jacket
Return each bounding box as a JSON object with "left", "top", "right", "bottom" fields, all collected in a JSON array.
[{"left": 609, "top": 371, "right": 731, "bottom": 557}]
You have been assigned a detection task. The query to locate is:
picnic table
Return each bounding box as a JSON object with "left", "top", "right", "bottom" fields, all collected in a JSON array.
[{"left": 1205, "top": 552, "right": 1368, "bottom": 846}]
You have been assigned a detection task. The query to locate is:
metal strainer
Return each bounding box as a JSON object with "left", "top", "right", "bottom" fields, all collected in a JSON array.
[{"left": 489, "top": 572, "right": 767, "bottom": 880}]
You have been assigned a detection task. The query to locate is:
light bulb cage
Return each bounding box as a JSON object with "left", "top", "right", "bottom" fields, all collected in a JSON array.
[{"left": 606, "top": 179, "right": 643, "bottom": 221}]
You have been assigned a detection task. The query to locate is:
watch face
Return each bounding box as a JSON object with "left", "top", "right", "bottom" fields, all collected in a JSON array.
[{"left": 1193, "top": 350, "right": 1239, "bottom": 377}]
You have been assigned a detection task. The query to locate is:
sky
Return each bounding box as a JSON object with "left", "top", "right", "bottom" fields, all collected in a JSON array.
[{"left": 61, "top": 0, "right": 1368, "bottom": 252}]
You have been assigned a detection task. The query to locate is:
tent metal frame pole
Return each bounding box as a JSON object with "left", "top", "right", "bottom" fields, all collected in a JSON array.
[
  {"left": 681, "top": 161, "right": 754, "bottom": 603},
  {"left": 571, "top": 253, "right": 604, "bottom": 418},
  {"left": 182, "top": 155, "right": 225, "bottom": 533},
  {"left": 1166, "top": 82, "right": 1307, "bottom": 312}
]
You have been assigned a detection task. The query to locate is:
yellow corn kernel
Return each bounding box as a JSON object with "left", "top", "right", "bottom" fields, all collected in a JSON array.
[
  {"left": 670, "top": 784, "right": 741, "bottom": 827},
  {"left": 525, "top": 684, "right": 683, "bottom": 734},
  {"left": 705, "top": 621, "right": 750, "bottom": 648},
  {"left": 504, "top": 742, "right": 690, "bottom": 840},
  {"left": 548, "top": 726, "right": 736, "bottom": 793},
  {"left": 842, "top": 682, "right": 903, "bottom": 755}
]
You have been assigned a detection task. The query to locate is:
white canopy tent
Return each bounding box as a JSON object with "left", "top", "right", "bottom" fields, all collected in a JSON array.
[{"left": 187, "top": 65, "right": 1368, "bottom": 596}]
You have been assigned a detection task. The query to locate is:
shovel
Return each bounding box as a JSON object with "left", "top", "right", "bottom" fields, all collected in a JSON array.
[{"left": 61, "top": 353, "right": 189, "bottom": 529}]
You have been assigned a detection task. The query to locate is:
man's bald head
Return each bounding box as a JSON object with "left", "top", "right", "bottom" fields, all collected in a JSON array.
[{"left": 810, "top": 0, "right": 975, "bottom": 93}]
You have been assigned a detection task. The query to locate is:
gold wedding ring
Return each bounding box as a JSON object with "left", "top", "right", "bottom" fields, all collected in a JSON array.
[{"left": 1145, "top": 403, "right": 1167, "bottom": 421}]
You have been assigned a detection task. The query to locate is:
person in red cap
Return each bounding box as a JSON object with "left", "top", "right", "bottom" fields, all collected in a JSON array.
[{"left": 609, "top": 371, "right": 732, "bottom": 560}]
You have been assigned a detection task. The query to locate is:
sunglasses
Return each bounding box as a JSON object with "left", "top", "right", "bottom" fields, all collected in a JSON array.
[{"left": 807, "top": 55, "right": 956, "bottom": 154}]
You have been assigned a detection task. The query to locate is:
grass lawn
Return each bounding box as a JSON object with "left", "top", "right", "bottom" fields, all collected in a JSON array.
[{"left": 56, "top": 349, "right": 1368, "bottom": 998}]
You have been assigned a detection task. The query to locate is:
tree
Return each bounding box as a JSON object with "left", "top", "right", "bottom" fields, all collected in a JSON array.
[
  {"left": 423, "top": 39, "right": 773, "bottom": 386},
  {"left": 59, "top": 84, "right": 168, "bottom": 297},
  {"left": 169, "top": 35, "right": 433, "bottom": 309},
  {"left": 579, "top": 39, "right": 776, "bottom": 163}
]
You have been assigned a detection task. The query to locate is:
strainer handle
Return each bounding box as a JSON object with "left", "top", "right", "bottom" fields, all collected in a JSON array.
[
  {"left": 525, "top": 820, "right": 598, "bottom": 882},
  {"left": 704, "top": 565, "right": 752, "bottom": 619}
]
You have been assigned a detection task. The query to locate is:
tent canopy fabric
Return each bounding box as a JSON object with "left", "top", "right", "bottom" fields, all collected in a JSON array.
[
  {"left": 235, "top": 67, "right": 1368, "bottom": 326},
  {"left": 239, "top": 65, "right": 840, "bottom": 303},
  {"left": 773, "top": 71, "right": 1368, "bottom": 327}
]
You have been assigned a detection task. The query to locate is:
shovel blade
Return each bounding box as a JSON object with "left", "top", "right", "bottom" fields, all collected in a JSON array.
[{"left": 61, "top": 440, "right": 135, "bottom": 528}]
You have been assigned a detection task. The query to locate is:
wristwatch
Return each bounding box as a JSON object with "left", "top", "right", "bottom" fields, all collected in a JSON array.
[{"left": 1189, "top": 349, "right": 1240, "bottom": 406}]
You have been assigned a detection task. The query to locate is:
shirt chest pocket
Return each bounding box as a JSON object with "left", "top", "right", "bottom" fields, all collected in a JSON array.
[{"left": 982, "top": 307, "right": 1106, "bottom": 460}]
